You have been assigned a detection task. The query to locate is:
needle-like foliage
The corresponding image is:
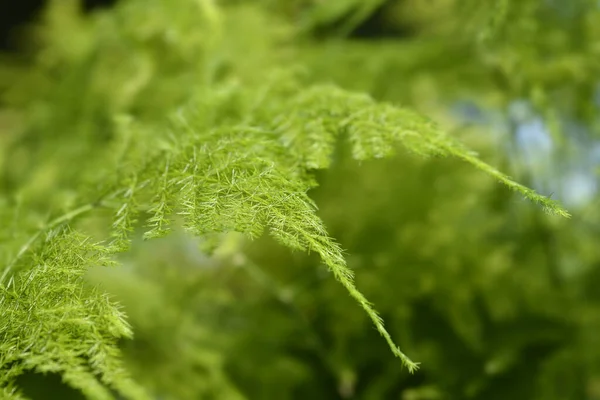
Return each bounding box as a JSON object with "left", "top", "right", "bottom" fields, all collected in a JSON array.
[{"left": 0, "top": 0, "right": 585, "bottom": 398}]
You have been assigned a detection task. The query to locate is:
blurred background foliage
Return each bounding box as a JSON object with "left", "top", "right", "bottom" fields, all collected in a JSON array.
[{"left": 1, "top": 0, "right": 600, "bottom": 399}]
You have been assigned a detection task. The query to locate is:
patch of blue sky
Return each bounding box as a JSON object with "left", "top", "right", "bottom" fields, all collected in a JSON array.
[{"left": 452, "top": 99, "right": 599, "bottom": 208}]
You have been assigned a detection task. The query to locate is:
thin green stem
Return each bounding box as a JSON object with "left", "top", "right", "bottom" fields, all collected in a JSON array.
[{"left": 1, "top": 203, "right": 97, "bottom": 284}]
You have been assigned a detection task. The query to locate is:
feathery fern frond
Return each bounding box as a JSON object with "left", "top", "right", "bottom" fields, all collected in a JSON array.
[
  {"left": 0, "top": 0, "right": 576, "bottom": 397},
  {"left": 86, "top": 82, "right": 569, "bottom": 374},
  {"left": 1, "top": 78, "right": 569, "bottom": 394},
  {"left": 0, "top": 229, "right": 149, "bottom": 400}
]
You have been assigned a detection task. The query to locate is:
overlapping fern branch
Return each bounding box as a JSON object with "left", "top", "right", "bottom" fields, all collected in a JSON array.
[{"left": 0, "top": 229, "right": 149, "bottom": 400}]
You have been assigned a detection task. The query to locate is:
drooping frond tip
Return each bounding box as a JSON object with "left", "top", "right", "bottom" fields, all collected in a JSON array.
[
  {"left": 447, "top": 145, "right": 571, "bottom": 218},
  {"left": 278, "top": 84, "right": 570, "bottom": 219}
]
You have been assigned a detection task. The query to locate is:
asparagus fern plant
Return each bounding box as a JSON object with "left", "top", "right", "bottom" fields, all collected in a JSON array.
[{"left": 3, "top": 0, "right": 594, "bottom": 398}]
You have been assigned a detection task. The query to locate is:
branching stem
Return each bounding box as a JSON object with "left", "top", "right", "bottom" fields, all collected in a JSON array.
[{"left": 1, "top": 203, "right": 98, "bottom": 284}]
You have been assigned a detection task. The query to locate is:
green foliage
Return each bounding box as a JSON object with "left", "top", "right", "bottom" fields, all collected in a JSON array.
[
  {"left": 1, "top": 0, "right": 599, "bottom": 399},
  {"left": 1, "top": 229, "right": 147, "bottom": 400}
]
